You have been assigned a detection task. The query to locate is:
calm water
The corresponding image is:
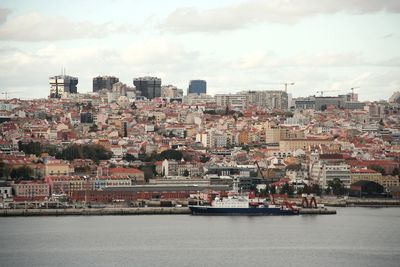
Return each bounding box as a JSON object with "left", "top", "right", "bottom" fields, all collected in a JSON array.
[{"left": 1, "top": 208, "right": 400, "bottom": 267}]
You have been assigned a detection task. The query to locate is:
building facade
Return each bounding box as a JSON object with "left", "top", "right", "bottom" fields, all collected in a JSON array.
[
  {"left": 187, "top": 80, "right": 207, "bottom": 95},
  {"left": 133, "top": 76, "right": 161, "bottom": 100},
  {"left": 49, "top": 75, "right": 78, "bottom": 98},
  {"left": 93, "top": 76, "right": 119, "bottom": 92},
  {"left": 215, "top": 94, "right": 247, "bottom": 110}
]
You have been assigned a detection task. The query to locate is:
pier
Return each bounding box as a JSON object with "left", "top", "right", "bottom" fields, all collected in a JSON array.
[
  {"left": 0, "top": 207, "right": 191, "bottom": 217},
  {"left": 299, "top": 208, "right": 337, "bottom": 215}
]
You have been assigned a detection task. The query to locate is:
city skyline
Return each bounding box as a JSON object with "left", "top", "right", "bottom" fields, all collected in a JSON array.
[{"left": 0, "top": 0, "right": 399, "bottom": 100}]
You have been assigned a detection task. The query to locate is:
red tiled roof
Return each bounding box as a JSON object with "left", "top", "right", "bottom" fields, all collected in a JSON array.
[
  {"left": 351, "top": 169, "right": 378, "bottom": 174},
  {"left": 109, "top": 168, "right": 143, "bottom": 174}
]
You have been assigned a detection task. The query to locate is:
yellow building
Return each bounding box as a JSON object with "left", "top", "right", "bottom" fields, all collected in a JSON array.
[
  {"left": 45, "top": 161, "right": 73, "bottom": 176},
  {"left": 239, "top": 131, "right": 249, "bottom": 145},
  {"left": 351, "top": 169, "right": 400, "bottom": 188}
]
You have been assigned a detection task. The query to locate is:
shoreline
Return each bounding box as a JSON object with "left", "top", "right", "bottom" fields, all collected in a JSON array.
[
  {"left": 0, "top": 207, "right": 192, "bottom": 217},
  {"left": 1, "top": 199, "right": 399, "bottom": 217}
]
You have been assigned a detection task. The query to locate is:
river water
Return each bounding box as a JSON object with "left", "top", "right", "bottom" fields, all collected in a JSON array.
[{"left": 0, "top": 207, "right": 399, "bottom": 267}]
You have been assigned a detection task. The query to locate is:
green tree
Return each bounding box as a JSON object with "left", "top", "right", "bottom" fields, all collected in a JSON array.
[
  {"left": 56, "top": 144, "right": 112, "bottom": 163},
  {"left": 327, "top": 178, "right": 346, "bottom": 196},
  {"left": 0, "top": 162, "right": 11, "bottom": 179},
  {"left": 182, "top": 169, "right": 189, "bottom": 177},
  {"left": 10, "top": 165, "right": 33, "bottom": 180},
  {"left": 123, "top": 154, "right": 137, "bottom": 162},
  {"left": 370, "top": 165, "right": 386, "bottom": 175},
  {"left": 199, "top": 155, "right": 210, "bottom": 163},
  {"left": 270, "top": 185, "right": 276, "bottom": 194},
  {"left": 311, "top": 184, "right": 322, "bottom": 196},
  {"left": 280, "top": 183, "right": 295, "bottom": 196},
  {"left": 89, "top": 124, "right": 98, "bottom": 132},
  {"left": 156, "top": 149, "right": 183, "bottom": 161},
  {"left": 18, "top": 141, "right": 42, "bottom": 156}
]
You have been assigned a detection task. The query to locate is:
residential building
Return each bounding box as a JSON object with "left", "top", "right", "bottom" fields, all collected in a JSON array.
[
  {"left": 244, "top": 90, "right": 289, "bottom": 110},
  {"left": 215, "top": 94, "right": 247, "bottom": 110},
  {"left": 12, "top": 181, "right": 50, "bottom": 200}
]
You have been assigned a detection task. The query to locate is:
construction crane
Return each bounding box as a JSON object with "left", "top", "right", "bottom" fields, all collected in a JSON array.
[
  {"left": 283, "top": 82, "right": 295, "bottom": 93},
  {"left": 254, "top": 161, "right": 266, "bottom": 180},
  {"left": 1, "top": 91, "right": 22, "bottom": 100},
  {"left": 1, "top": 92, "right": 9, "bottom": 100},
  {"left": 315, "top": 89, "right": 340, "bottom": 96},
  {"left": 350, "top": 87, "right": 360, "bottom": 101},
  {"left": 265, "top": 82, "right": 295, "bottom": 93}
]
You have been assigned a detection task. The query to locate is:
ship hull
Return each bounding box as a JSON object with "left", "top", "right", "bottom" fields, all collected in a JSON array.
[{"left": 189, "top": 206, "right": 299, "bottom": 216}]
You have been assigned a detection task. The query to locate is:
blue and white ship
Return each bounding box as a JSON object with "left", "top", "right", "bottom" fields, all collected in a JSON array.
[{"left": 189, "top": 179, "right": 299, "bottom": 216}]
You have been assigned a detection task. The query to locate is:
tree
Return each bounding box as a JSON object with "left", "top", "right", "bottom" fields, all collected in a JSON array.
[
  {"left": 327, "top": 178, "right": 346, "bottom": 196},
  {"left": 0, "top": 162, "right": 11, "bottom": 179},
  {"left": 392, "top": 168, "right": 399, "bottom": 176},
  {"left": 199, "top": 155, "right": 210, "bottom": 163},
  {"left": 241, "top": 145, "right": 250, "bottom": 153},
  {"left": 123, "top": 154, "right": 137, "bottom": 162},
  {"left": 42, "top": 144, "right": 58, "bottom": 156},
  {"left": 10, "top": 165, "right": 33, "bottom": 180},
  {"left": 18, "top": 141, "right": 42, "bottom": 156},
  {"left": 370, "top": 165, "right": 386, "bottom": 175},
  {"left": 182, "top": 169, "right": 190, "bottom": 177},
  {"left": 89, "top": 124, "right": 98, "bottom": 133},
  {"left": 56, "top": 144, "right": 112, "bottom": 163},
  {"left": 156, "top": 149, "right": 183, "bottom": 161},
  {"left": 310, "top": 184, "right": 322, "bottom": 196},
  {"left": 280, "top": 183, "right": 294, "bottom": 196},
  {"left": 270, "top": 185, "right": 276, "bottom": 194}
]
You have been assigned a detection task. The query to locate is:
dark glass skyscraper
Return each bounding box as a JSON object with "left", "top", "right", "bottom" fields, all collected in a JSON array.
[
  {"left": 188, "top": 80, "right": 207, "bottom": 95},
  {"left": 133, "top": 76, "right": 161, "bottom": 100},
  {"left": 93, "top": 76, "right": 119, "bottom": 92},
  {"left": 49, "top": 75, "right": 78, "bottom": 98}
]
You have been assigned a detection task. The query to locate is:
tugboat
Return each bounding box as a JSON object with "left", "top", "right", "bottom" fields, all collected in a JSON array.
[{"left": 189, "top": 179, "right": 299, "bottom": 216}]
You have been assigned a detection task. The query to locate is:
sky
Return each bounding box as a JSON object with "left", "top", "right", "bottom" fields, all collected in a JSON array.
[{"left": 0, "top": 0, "right": 399, "bottom": 101}]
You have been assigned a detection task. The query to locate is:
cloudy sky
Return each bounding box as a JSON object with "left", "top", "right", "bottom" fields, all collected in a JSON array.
[{"left": 0, "top": 0, "right": 399, "bottom": 100}]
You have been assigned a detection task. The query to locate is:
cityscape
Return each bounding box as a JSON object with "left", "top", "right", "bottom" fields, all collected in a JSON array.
[
  {"left": 1, "top": 1, "right": 400, "bottom": 267},
  {"left": 1, "top": 74, "right": 400, "bottom": 205}
]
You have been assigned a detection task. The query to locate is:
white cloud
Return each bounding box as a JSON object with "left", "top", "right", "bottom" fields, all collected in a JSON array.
[
  {"left": 160, "top": 0, "right": 400, "bottom": 33},
  {"left": 0, "top": 11, "right": 132, "bottom": 41},
  {"left": 0, "top": 39, "right": 201, "bottom": 98},
  {"left": 0, "top": 41, "right": 398, "bottom": 100},
  {"left": 236, "top": 50, "right": 366, "bottom": 70},
  {"left": 121, "top": 38, "right": 198, "bottom": 67},
  {"left": 0, "top": 8, "right": 10, "bottom": 24}
]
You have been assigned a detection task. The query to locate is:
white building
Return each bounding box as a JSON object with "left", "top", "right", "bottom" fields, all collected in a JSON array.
[
  {"left": 49, "top": 74, "right": 78, "bottom": 98},
  {"left": 215, "top": 94, "right": 247, "bottom": 110}
]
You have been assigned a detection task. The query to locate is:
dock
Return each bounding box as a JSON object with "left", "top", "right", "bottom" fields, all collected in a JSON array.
[
  {"left": 0, "top": 207, "right": 191, "bottom": 217},
  {"left": 299, "top": 208, "right": 337, "bottom": 215}
]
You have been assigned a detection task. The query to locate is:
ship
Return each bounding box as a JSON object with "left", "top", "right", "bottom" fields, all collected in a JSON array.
[
  {"left": 189, "top": 195, "right": 299, "bottom": 216},
  {"left": 189, "top": 179, "right": 299, "bottom": 216}
]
